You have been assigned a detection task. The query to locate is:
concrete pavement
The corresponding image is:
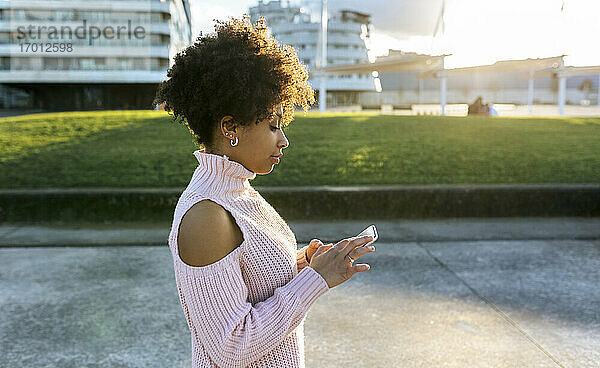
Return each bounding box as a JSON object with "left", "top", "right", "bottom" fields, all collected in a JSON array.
[
  {"left": 1, "top": 217, "right": 599, "bottom": 247},
  {"left": 1, "top": 218, "right": 599, "bottom": 367}
]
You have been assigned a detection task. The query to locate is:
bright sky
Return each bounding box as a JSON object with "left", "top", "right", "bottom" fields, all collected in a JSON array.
[{"left": 191, "top": 0, "right": 600, "bottom": 69}]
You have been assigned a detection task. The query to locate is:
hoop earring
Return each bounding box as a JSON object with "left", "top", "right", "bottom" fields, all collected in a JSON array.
[{"left": 230, "top": 137, "right": 238, "bottom": 147}]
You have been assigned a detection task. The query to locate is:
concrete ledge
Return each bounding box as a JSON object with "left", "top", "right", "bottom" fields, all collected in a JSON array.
[
  {"left": 2, "top": 218, "right": 599, "bottom": 247},
  {"left": 0, "top": 184, "right": 599, "bottom": 223}
]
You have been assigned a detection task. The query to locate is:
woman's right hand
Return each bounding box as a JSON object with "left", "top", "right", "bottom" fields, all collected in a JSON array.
[{"left": 309, "top": 235, "right": 375, "bottom": 289}]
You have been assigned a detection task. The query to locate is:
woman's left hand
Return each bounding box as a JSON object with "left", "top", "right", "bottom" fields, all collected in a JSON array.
[{"left": 307, "top": 239, "right": 330, "bottom": 263}]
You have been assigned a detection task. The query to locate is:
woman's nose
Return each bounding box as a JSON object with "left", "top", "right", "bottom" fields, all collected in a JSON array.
[{"left": 279, "top": 131, "right": 289, "bottom": 148}]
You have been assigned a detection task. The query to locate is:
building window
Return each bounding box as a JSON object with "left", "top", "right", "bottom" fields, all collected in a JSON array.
[
  {"left": 151, "top": 13, "right": 163, "bottom": 23},
  {"left": 75, "top": 57, "right": 106, "bottom": 71},
  {"left": 0, "top": 57, "right": 10, "bottom": 70},
  {"left": 117, "top": 57, "right": 133, "bottom": 70},
  {"left": 26, "top": 10, "right": 49, "bottom": 21},
  {"left": 95, "top": 57, "right": 106, "bottom": 70},
  {"left": 79, "top": 58, "right": 94, "bottom": 70},
  {"left": 152, "top": 58, "right": 169, "bottom": 70},
  {"left": 13, "top": 57, "right": 31, "bottom": 70},
  {"left": 62, "top": 58, "right": 76, "bottom": 70},
  {"left": 133, "top": 58, "right": 146, "bottom": 70},
  {"left": 44, "top": 58, "right": 59, "bottom": 70},
  {"left": 55, "top": 10, "right": 74, "bottom": 21}
]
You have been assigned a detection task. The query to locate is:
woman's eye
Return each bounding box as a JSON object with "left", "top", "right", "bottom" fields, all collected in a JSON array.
[{"left": 270, "top": 126, "right": 279, "bottom": 131}]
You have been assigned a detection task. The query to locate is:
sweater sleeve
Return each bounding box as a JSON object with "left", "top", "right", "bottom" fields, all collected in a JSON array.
[
  {"left": 296, "top": 245, "right": 310, "bottom": 273},
  {"left": 176, "top": 248, "right": 330, "bottom": 368}
]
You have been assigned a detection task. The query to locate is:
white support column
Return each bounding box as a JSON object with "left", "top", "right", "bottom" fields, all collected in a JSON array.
[
  {"left": 319, "top": 77, "right": 327, "bottom": 113},
  {"left": 558, "top": 75, "right": 566, "bottom": 116},
  {"left": 440, "top": 77, "right": 447, "bottom": 115},
  {"left": 318, "top": 0, "right": 328, "bottom": 113},
  {"left": 527, "top": 72, "right": 534, "bottom": 114}
]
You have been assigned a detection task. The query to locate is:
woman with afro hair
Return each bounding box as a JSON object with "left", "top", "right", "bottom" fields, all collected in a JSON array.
[{"left": 156, "top": 15, "right": 375, "bottom": 368}]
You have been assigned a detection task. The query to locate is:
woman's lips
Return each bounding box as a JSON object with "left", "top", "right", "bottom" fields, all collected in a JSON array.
[{"left": 271, "top": 156, "right": 280, "bottom": 164}]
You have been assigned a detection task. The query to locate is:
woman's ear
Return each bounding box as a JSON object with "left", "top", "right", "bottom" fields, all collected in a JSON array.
[{"left": 219, "top": 116, "right": 237, "bottom": 136}]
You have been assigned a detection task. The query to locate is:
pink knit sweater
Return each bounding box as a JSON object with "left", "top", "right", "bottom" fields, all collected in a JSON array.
[{"left": 168, "top": 149, "right": 330, "bottom": 368}]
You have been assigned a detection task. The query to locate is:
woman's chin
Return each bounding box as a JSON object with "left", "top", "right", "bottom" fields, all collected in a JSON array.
[{"left": 255, "top": 165, "right": 274, "bottom": 175}]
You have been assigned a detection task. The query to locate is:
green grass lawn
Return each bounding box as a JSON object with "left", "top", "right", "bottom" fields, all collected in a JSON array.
[{"left": 1, "top": 110, "right": 599, "bottom": 188}]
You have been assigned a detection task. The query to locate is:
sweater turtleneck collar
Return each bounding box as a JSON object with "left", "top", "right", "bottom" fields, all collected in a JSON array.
[{"left": 191, "top": 149, "right": 257, "bottom": 197}]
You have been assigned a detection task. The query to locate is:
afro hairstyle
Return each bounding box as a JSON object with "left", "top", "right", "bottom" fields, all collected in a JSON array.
[{"left": 153, "top": 15, "right": 315, "bottom": 150}]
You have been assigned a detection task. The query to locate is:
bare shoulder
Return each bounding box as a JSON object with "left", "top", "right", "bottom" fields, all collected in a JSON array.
[{"left": 177, "top": 199, "right": 244, "bottom": 267}]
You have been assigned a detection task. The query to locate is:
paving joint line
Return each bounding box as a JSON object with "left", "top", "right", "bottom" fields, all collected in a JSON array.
[
  {"left": 406, "top": 236, "right": 600, "bottom": 243},
  {"left": 1, "top": 237, "right": 598, "bottom": 249},
  {"left": 416, "top": 241, "right": 566, "bottom": 368}
]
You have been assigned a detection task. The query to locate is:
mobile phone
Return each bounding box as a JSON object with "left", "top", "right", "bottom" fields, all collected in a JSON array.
[{"left": 356, "top": 224, "right": 378, "bottom": 246}]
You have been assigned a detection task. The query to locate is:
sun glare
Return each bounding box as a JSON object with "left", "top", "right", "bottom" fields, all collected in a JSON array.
[{"left": 367, "top": 0, "right": 600, "bottom": 69}]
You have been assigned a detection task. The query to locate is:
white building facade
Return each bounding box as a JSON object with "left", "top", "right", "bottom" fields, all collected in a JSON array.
[
  {"left": 249, "top": 0, "right": 375, "bottom": 108},
  {"left": 0, "top": 0, "right": 191, "bottom": 110},
  {"left": 375, "top": 62, "right": 598, "bottom": 108}
]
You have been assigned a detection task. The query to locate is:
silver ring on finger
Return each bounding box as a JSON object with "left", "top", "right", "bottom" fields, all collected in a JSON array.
[{"left": 346, "top": 254, "right": 355, "bottom": 263}]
